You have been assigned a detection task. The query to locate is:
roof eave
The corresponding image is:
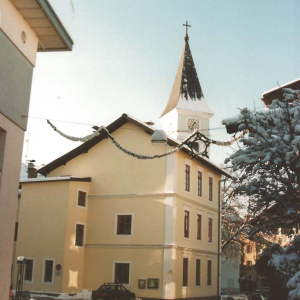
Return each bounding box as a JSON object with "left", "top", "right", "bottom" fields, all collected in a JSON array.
[
  {"left": 38, "top": 113, "right": 229, "bottom": 178},
  {"left": 37, "top": 0, "right": 74, "bottom": 51}
]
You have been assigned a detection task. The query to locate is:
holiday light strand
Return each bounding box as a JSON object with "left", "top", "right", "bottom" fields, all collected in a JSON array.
[{"left": 47, "top": 120, "right": 247, "bottom": 159}]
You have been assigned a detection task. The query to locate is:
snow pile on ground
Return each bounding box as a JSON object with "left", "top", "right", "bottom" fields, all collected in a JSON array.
[
  {"left": 287, "top": 272, "right": 300, "bottom": 300},
  {"left": 57, "top": 289, "right": 91, "bottom": 299}
]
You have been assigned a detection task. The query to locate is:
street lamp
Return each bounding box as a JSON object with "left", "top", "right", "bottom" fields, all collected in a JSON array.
[{"left": 16, "top": 256, "right": 26, "bottom": 300}]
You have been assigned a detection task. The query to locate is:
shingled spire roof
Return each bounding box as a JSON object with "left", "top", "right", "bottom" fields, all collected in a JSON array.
[{"left": 161, "top": 34, "right": 213, "bottom": 118}]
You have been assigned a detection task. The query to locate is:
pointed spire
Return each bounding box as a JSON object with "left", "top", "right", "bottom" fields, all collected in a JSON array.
[{"left": 161, "top": 27, "right": 211, "bottom": 118}]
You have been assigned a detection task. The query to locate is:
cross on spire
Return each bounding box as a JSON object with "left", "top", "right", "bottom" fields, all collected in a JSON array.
[{"left": 183, "top": 21, "right": 191, "bottom": 41}]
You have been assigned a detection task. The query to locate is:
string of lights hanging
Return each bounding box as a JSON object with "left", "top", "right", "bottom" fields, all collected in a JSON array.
[{"left": 47, "top": 120, "right": 247, "bottom": 160}]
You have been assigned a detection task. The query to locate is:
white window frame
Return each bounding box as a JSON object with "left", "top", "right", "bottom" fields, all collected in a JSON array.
[
  {"left": 208, "top": 214, "right": 214, "bottom": 244},
  {"left": 182, "top": 254, "right": 189, "bottom": 288},
  {"left": 75, "top": 222, "right": 86, "bottom": 247},
  {"left": 42, "top": 258, "right": 55, "bottom": 285},
  {"left": 183, "top": 206, "right": 191, "bottom": 240},
  {"left": 184, "top": 159, "right": 192, "bottom": 194},
  {"left": 196, "top": 210, "right": 203, "bottom": 242},
  {"left": 77, "top": 189, "right": 88, "bottom": 208},
  {"left": 208, "top": 173, "right": 215, "bottom": 202},
  {"left": 195, "top": 256, "right": 202, "bottom": 287},
  {"left": 207, "top": 258, "right": 213, "bottom": 287},
  {"left": 23, "top": 257, "right": 35, "bottom": 284},
  {"left": 112, "top": 261, "right": 131, "bottom": 286},
  {"left": 197, "top": 167, "right": 204, "bottom": 198},
  {"left": 115, "top": 213, "right": 133, "bottom": 236}
]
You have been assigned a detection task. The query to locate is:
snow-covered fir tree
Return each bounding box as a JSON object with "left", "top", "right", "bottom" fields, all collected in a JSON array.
[
  {"left": 225, "top": 88, "right": 300, "bottom": 299},
  {"left": 225, "top": 88, "right": 300, "bottom": 235}
]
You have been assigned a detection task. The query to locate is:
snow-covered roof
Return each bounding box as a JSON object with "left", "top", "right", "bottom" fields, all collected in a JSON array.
[
  {"left": 262, "top": 78, "right": 300, "bottom": 97},
  {"left": 20, "top": 176, "right": 91, "bottom": 184},
  {"left": 38, "top": 113, "right": 229, "bottom": 177},
  {"left": 261, "top": 78, "right": 300, "bottom": 106},
  {"left": 222, "top": 115, "right": 242, "bottom": 126},
  {"left": 160, "top": 36, "right": 213, "bottom": 118}
]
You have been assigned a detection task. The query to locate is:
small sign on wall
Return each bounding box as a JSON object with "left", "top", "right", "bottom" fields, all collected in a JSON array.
[
  {"left": 147, "top": 278, "right": 159, "bottom": 289},
  {"left": 55, "top": 264, "right": 62, "bottom": 276},
  {"left": 138, "top": 279, "right": 146, "bottom": 289}
]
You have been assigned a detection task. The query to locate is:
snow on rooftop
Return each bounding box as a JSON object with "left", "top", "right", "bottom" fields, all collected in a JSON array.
[
  {"left": 262, "top": 78, "right": 300, "bottom": 97},
  {"left": 20, "top": 176, "right": 90, "bottom": 183},
  {"left": 222, "top": 115, "right": 242, "bottom": 125}
]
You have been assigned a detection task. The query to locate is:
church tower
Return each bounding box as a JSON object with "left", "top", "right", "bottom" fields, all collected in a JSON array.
[{"left": 160, "top": 24, "right": 213, "bottom": 153}]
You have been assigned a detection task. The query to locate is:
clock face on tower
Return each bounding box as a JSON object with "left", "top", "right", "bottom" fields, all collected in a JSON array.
[{"left": 187, "top": 117, "right": 200, "bottom": 131}]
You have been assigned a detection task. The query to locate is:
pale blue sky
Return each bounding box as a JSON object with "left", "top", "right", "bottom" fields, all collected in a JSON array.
[{"left": 25, "top": 0, "right": 300, "bottom": 167}]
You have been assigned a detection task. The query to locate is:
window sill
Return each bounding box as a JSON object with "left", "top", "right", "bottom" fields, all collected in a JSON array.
[
  {"left": 115, "top": 234, "right": 133, "bottom": 237},
  {"left": 77, "top": 205, "right": 87, "bottom": 209}
]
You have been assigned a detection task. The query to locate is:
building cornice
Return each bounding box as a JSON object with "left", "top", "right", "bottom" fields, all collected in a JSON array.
[
  {"left": 84, "top": 243, "right": 218, "bottom": 255},
  {"left": 88, "top": 192, "right": 219, "bottom": 213}
]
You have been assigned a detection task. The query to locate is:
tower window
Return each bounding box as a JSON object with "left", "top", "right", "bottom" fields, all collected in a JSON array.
[
  {"left": 209, "top": 177, "right": 213, "bottom": 201},
  {"left": 185, "top": 165, "right": 190, "bottom": 192},
  {"left": 197, "top": 171, "right": 202, "bottom": 197},
  {"left": 183, "top": 258, "right": 188, "bottom": 287},
  {"left": 184, "top": 210, "right": 190, "bottom": 238}
]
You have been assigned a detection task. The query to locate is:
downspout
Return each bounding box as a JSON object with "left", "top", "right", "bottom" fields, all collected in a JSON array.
[{"left": 218, "top": 177, "right": 226, "bottom": 300}]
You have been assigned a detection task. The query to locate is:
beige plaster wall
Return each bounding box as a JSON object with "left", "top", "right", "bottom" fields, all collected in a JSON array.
[
  {"left": 83, "top": 247, "right": 163, "bottom": 299},
  {"left": 62, "top": 181, "right": 90, "bottom": 293},
  {"left": 175, "top": 197, "right": 218, "bottom": 253},
  {"left": 15, "top": 181, "right": 70, "bottom": 292},
  {"left": 0, "top": 114, "right": 24, "bottom": 299},
  {"left": 176, "top": 152, "right": 220, "bottom": 211},
  {"left": 50, "top": 123, "right": 168, "bottom": 196},
  {"left": 173, "top": 250, "right": 218, "bottom": 298},
  {"left": 0, "top": 0, "right": 38, "bottom": 66},
  {"left": 85, "top": 196, "right": 165, "bottom": 246}
]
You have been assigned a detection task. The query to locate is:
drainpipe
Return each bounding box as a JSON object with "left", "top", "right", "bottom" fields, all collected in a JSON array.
[{"left": 218, "top": 177, "right": 226, "bottom": 300}]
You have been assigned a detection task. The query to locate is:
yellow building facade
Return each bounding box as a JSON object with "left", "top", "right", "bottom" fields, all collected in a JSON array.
[{"left": 14, "top": 33, "right": 227, "bottom": 299}]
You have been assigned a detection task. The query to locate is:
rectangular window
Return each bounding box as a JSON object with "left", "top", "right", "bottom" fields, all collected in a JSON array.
[
  {"left": 117, "top": 215, "right": 132, "bottom": 235},
  {"left": 197, "top": 171, "right": 202, "bottom": 197},
  {"left": 208, "top": 218, "right": 213, "bottom": 243},
  {"left": 14, "top": 221, "right": 19, "bottom": 241},
  {"left": 207, "top": 260, "right": 212, "bottom": 286},
  {"left": 185, "top": 165, "right": 190, "bottom": 192},
  {"left": 183, "top": 258, "right": 188, "bottom": 287},
  {"left": 115, "top": 263, "right": 130, "bottom": 284},
  {"left": 246, "top": 245, "right": 252, "bottom": 253},
  {"left": 197, "top": 214, "right": 202, "bottom": 240},
  {"left": 209, "top": 177, "right": 213, "bottom": 201},
  {"left": 196, "top": 259, "right": 201, "bottom": 286},
  {"left": 184, "top": 210, "right": 190, "bottom": 238},
  {"left": 75, "top": 224, "right": 85, "bottom": 246},
  {"left": 43, "top": 260, "right": 54, "bottom": 284},
  {"left": 78, "top": 191, "right": 87, "bottom": 207},
  {"left": 24, "top": 259, "right": 34, "bottom": 282}
]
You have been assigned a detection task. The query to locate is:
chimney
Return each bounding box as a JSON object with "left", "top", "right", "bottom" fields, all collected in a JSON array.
[
  {"left": 145, "top": 120, "right": 154, "bottom": 126},
  {"left": 27, "top": 161, "right": 37, "bottom": 178}
]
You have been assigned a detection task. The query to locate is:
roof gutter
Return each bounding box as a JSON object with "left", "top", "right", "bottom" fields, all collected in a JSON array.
[{"left": 37, "top": 0, "right": 74, "bottom": 51}]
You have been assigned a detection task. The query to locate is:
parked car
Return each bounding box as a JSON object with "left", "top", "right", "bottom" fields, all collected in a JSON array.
[
  {"left": 227, "top": 294, "right": 249, "bottom": 300},
  {"left": 256, "top": 287, "right": 270, "bottom": 293},
  {"left": 251, "top": 293, "right": 266, "bottom": 300},
  {"left": 9, "top": 290, "right": 14, "bottom": 300},
  {"left": 92, "top": 283, "right": 135, "bottom": 300}
]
